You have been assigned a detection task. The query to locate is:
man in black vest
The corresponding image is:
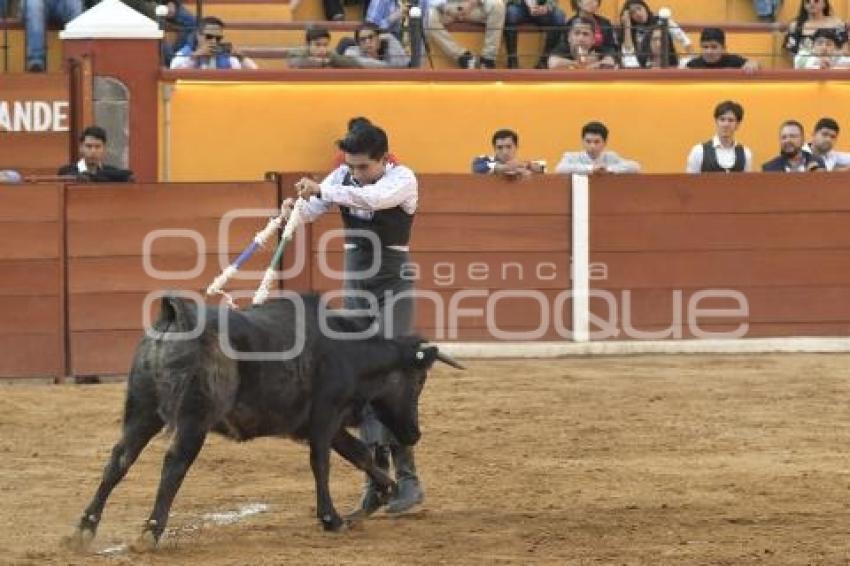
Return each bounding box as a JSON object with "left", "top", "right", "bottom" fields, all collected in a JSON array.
[
  {"left": 281, "top": 123, "right": 423, "bottom": 517},
  {"left": 686, "top": 100, "right": 754, "bottom": 174}
]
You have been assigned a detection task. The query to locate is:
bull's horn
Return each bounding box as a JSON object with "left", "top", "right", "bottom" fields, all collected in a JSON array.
[
  {"left": 419, "top": 342, "right": 466, "bottom": 370},
  {"left": 436, "top": 350, "right": 466, "bottom": 370},
  {"left": 419, "top": 342, "right": 465, "bottom": 370}
]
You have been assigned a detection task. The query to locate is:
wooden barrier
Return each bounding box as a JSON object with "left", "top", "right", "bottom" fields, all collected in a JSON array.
[
  {"left": 0, "top": 184, "right": 65, "bottom": 378},
  {"left": 280, "top": 173, "right": 573, "bottom": 340},
  {"left": 65, "top": 181, "right": 279, "bottom": 375},
  {"left": 589, "top": 173, "right": 850, "bottom": 339},
  {"left": 6, "top": 173, "right": 850, "bottom": 378}
]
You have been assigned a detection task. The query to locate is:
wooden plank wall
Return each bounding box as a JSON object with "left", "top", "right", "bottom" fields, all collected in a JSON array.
[
  {"left": 65, "top": 182, "right": 279, "bottom": 375},
  {"left": 8, "top": 173, "right": 850, "bottom": 378},
  {"left": 589, "top": 173, "right": 850, "bottom": 339},
  {"left": 288, "top": 174, "right": 574, "bottom": 341},
  {"left": 0, "top": 184, "right": 64, "bottom": 378}
]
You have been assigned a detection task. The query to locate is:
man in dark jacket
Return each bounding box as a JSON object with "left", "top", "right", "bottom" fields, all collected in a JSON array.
[
  {"left": 58, "top": 126, "right": 134, "bottom": 182},
  {"left": 762, "top": 120, "right": 826, "bottom": 173}
]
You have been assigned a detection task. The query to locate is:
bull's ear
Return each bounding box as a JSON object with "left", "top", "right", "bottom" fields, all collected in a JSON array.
[{"left": 157, "top": 294, "right": 195, "bottom": 330}]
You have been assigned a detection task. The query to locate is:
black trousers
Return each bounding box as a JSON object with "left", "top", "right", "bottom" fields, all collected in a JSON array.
[
  {"left": 343, "top": 246, "right": 413, "bottom": 445},
  {"left": 323, "top": 0, "right": 371, "bottom": 20}
]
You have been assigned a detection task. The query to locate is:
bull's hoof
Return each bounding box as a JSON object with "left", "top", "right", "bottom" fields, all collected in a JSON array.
[
  {"left": 319, "top": 513, "right": 347, "bottom": 532},
  {"left": 129, "top": 529, "right": 159, "bottom": 553},
  {"left": 61, "top": 526, "right": 95, "bottom": 552}
]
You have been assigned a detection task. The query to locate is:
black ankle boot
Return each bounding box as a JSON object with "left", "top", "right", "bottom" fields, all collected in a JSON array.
[
  {"left": 350, "top": 444, "right": 390, "bottom": 517},
  {"left": 385, "top": 445, "right": 424, "bottom": 514}
]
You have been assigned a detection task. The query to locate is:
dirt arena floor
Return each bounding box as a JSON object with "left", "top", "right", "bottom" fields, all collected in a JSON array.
[{"left": 2, "top": 354, "right": 850, "bottom": 565}]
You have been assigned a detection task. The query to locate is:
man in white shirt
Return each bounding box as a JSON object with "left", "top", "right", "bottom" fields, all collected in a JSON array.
[
  {"left": 281, "top": 124, "right": 425, "bottom": 519},
  {"left": 169, "top": 17, "right": 258, "bottom": 70},
  {"left": 805, "top": 117, "right": 850, "bottom": 171},
  {"left": 686, "top": 100, "right": 753, "bottom": 173},
  {"left": 555, "top": 121, "right": 640, "bottom": 175}
]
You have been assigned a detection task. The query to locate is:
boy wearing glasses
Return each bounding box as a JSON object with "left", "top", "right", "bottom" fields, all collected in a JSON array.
[
  {"left": 170, "top": 16, "right": 258, "bottom": 69},
  {"left": 344, "top": 23, "right": 411, "bottom": 68},
  {"left": 281, "top": 124, "right": 425, "bottom": 517}
]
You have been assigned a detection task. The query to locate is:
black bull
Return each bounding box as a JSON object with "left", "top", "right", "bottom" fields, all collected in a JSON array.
[{"left": 66, "top": 294, "right": 463, "bottom": 550}]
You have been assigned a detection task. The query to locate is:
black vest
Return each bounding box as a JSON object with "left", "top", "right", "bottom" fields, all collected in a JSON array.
[
  {"left": 338, "top": 171, "right": 414, "bottom": 248},
  {"left": 701, "top": 141, "right": 746, "bottom": 173}
]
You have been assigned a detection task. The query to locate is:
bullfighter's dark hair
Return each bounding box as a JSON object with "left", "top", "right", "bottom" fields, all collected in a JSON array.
[{"left": 337, "top": 124, "right": 389, "bottom": 160}]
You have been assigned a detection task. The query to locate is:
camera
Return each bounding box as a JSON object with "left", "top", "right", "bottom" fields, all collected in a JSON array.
[{"left": 213, "top": 42, "right": 233, "bottom": 55}]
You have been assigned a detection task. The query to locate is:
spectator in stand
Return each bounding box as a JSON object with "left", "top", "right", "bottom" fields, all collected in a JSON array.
[
  {"left": 621, "top": 23, "right": 677, "bottom": 68},
  {"left": 472, "top": 129, "right": 546, "bottom": 177},
  {"left": 794, "top": 27, "right": 850, "bottom": 68},
  {"left": 58, "top": 126, "right": 134, "bottom": 182},
  {"left": 805, "top": 117, "right": 850, "bottom": 171},
  {"left": 549, "top": 17, "right": 618, "bottom": 69},
  {"left": 298, "top": 0, "right": 371, "bottom": 21},
  {"left": 618, "top": 1, "right": 691, "bottom": 61},
  {"left": 427, "top": 0, "right": 506, "bottom": 69},
  {"left": 365, "top": 0, "right": 404, "bottom": 39},
  {"left": 281, "top": 25, "right": 359, "bottom": 68},
  {"left": 555, "top": 122, "right": 640, "bottom": 175},
  {"left": 170, "top": 17, "right": 258, "bottom": 69},
  {"left": 344, "top": 23, "right": 410, "bottom": 67},
  {"left": 686, "top": 101, "right": 754, "bottom": 173},
  {"left": 784, "top": 0, "right": 848, "bottom": 55},
  {"left": 23, "top": 0, "right": 83, "bottom": 72},
  {"left": 686, "top": 27, "right": 761, "bottom": 70},
  {"left": 762, "top": 120, "right": 826, "bottom": 172},
  {"left": 754, "top": 0, "right": 782, "bottom": 22},
  {"left": 563, "top": 0, "right": 618, "bottom": 59},
  {"left": 503, "top": 0, "right": 566, "bottom": 69}
]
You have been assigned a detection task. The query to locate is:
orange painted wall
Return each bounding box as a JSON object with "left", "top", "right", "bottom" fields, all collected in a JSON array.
[{"left": 164, "top": 79, "right": 850, "bottom": 180}]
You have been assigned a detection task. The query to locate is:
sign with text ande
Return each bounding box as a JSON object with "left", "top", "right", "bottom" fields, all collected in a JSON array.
[{"left": 0, "top": 74, "right": 70, "bottom": 172}]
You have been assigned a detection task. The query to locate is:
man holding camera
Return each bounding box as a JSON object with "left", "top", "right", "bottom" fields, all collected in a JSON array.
[{"left": 170, "top": 16, "right": 257, "bottom": 70}]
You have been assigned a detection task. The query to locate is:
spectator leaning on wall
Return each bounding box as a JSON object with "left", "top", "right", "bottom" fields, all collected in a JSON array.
[
  {"left": 58, "top": 126, "right": 135, "bottom": 182},
  {"left": 555, "top": 121, "right": 640, "bottom": 175},
  {"left": 472, "top": 129, "right": 546, "bottom": 177},
  {"left": 344, "top": 23, "right": 411, "bottom": 68},
  {"left": 685, "top": 27, "right": 760, "bottom": 71},
  {"left": 762, "top": 120, "right": 826, "bottom": 172},
  {"left": 805, "top": 117, "right": 850, "bottom": 171}
]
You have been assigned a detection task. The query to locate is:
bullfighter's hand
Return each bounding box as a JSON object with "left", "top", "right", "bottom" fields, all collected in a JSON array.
[
  {"left": 280, "top": 197, "right": 295, "bottom": 219},
  {"left": 295, "top": 178, "right": 321, "bottom": 199}
]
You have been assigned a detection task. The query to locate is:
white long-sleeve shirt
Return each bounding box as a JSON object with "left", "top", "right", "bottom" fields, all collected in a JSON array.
[
  {"left": 686, "top": 136, "right": 753, "bottom": 173},
  {"left": 555, "top": 150, "right": 641, "bottom": 175},
  {"left": 298, "top": 163, "right": 418, "bottom": 224},
  {"left": 803, "top": 144, "right": 850, "bottom": 171}
]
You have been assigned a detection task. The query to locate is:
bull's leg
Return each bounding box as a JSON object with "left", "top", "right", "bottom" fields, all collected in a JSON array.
[
  {"left": 307, "top": 399, "right": 347, "bottom": 532},
  {"left": 66, "top": 395, "right": 163, "bottom": 550},
  {"left": 132, "top": 420, "right": 207, "bottom": 551},
  {"left": 309, "top": 432, "right": 345, "bottom": 532},
  {"left": 331, "top": 429, "right": 396, "bottom": 520}
]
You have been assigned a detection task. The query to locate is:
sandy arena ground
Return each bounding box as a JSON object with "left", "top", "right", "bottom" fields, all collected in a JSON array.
[{"left": 1, "top": 354, "right": 850, "bottom": 565}]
